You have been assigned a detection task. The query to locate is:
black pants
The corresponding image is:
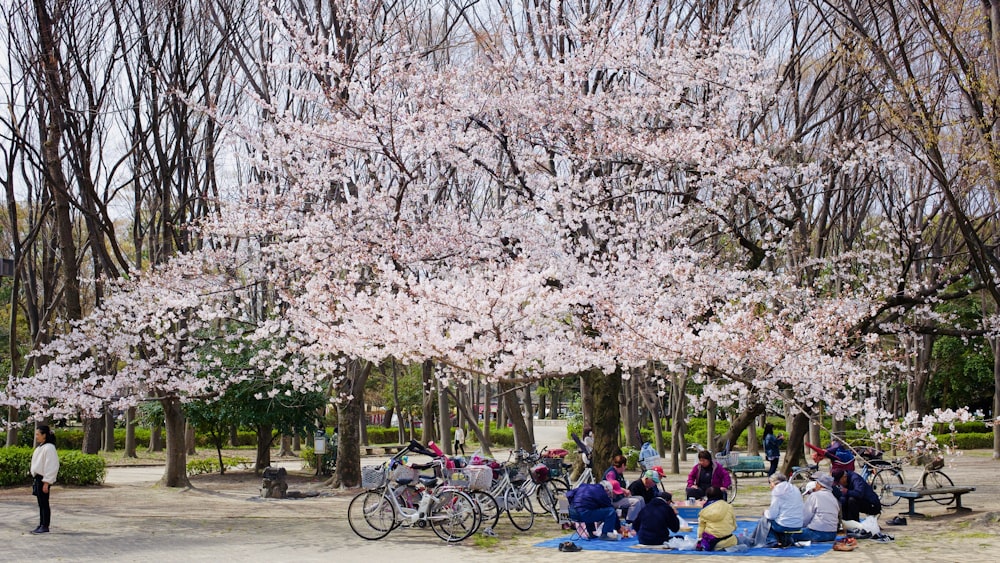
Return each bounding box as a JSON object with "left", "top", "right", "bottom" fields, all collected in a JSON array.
[
  {"left": 34, "top": 475, "right": 51, "bottom": 527},
  {"left": 842, "top": 496, "right": 880, "bottom": 522},
  {"left": 767, "top": 458, "right": 779, "bottom": 476},
  {"left": 454, "top": 441, "right": 465, "bottom": 456}
]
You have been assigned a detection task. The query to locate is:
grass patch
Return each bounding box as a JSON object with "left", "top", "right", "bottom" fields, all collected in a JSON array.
[{"left": 473, "top": 534, "right": 500, "bottom": 549}]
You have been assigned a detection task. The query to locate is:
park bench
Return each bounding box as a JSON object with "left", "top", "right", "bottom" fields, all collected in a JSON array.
[
  {"left": 891, "top": 486, "right": 976, "bottom": 517},
  {"left": 362, "top": 444, "right": 408, "bottom": 456},
  {"left": 731, "top": 455, "right": 767, "bottom": 477}
]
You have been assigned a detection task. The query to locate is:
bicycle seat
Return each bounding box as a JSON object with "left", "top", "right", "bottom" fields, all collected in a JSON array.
[{"left": 419, "top": 475, "right": 438, "bottom": 488}]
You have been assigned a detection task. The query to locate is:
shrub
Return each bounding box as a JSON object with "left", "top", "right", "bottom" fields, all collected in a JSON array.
[
  {"left": 58, "top": 451, "right": 107, "bottom": 485},
  {"left": 186, "top": 456, "right": 252, "bottom": 476},
  {"left": 0, "top": 448, "right": 105, "bottom": 486},
  {"left": 933, "top": 422, "right": 992, "bottom": 434},
  {"left": 936, "top": 432, "right": 993, "bottom": 450},
  {"left": 0, "top": 447, "right": 32, "bottom": 487}
]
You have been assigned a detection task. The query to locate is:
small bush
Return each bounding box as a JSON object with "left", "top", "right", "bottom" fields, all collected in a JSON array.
[
  {"left": 933, "top": 422, "right": 992, "bottom": 434},
  {"left": 0, "top": 447, "right": 32, "bottom": 487},
  {"left": 58, "top": 451, "right": 107, "bottom": 485}
]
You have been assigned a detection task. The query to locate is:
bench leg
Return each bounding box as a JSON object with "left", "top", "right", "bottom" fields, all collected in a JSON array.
[
  {"left": 947, "top": 494, "right": 971, "bottom": 513},
  {"left": 899, "top": 498, "right": 924, "bottom": 518}
]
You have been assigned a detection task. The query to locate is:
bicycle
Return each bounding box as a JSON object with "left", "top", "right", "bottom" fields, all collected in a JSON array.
[
  {"left": 508, "top": 447, "right": 570, "bottom": 523},
  {"left": 865, "top": 453, "right": 953, "bottom": 507},
  {"left": 489, "top": 460, "right": 536, "bottom": 531},
  {"left": 348, "top": 457, "right": 480, "bottom": 542}
]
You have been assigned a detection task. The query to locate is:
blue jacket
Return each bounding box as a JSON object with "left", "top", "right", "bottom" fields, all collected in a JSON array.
[
  {"left": 763, "top": 434, "right": 783, "bottom": 460},
  {"left": 840, "top": 471, "right": 880, "bottom": 507},
  {"left": 633, "top": 496, "right": 680, "bottom": 545},
  {"left": 566, "top": 483, "right": 613, "bottom": 511}
]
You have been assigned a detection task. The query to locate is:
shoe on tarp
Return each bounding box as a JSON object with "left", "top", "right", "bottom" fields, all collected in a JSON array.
[{"left": 558, "top": 541, "right": 582, "bottom": 552}]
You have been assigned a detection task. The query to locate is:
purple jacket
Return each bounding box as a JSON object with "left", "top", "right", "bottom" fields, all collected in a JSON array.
[{"left": 686, "top": 461, "right": 732, "bottom": 490}]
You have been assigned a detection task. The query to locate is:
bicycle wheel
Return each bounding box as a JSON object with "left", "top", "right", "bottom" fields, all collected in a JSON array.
[
  {"left": 470, "top": 490, "right": 501, "bottom": 531},
  {"left": 535, "top": 481, "right": 568, "bottom": 521},
  {"left": 726, "top": 472, "right": 738, "bottom": 504},
  {"left": 348, "top": 489, "right": 396, "bottom": 540},
  {"left": 922, "top": 470, "right": 954, "bottom": 505},
  {"left": 872, "top": 469, "right": 904, "bottom": 507},
  {"left": 789, "top": 468, "right": 812, "bottom": 491},
  {"left": 504, "top": 487, "right": 535, "bottom": 531},
  {"left": 430, "top": 490, "right": 479, "bottom": 542}
]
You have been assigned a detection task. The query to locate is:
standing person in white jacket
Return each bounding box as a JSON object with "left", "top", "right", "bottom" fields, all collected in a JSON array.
[{"left": 30, "top": 425, "right": 60, "bottom": 534}]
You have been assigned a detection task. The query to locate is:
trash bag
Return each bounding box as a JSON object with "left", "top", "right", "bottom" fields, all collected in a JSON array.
[{"left": 860, "top": 515, "right": 881, "bottom": 535}]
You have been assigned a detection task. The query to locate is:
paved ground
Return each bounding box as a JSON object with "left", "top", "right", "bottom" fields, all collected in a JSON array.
[{"left": 2, "top": 423, "right": 1000, "bottom": 562}]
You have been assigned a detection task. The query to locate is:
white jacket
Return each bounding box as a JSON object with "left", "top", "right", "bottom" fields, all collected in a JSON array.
[
  {"left": 764, "top": 481, "right": 804, "bottom": 528},
  {"left": 30, "top": 443, "right": 60, "bottom": 484}
]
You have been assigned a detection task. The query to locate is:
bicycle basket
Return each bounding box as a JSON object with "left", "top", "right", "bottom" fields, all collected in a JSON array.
[
  {"left": 361, "top": 465, "right": 388, "bottom": 489},
  {"left": 530, "top": 463, "right": 551, "bottom": 484},
  {"left": 389, "top": 463, "right": 420, "bottom": 483},
  {"left": 443, "top": 468, "right": 472, "bottom": 488},
  {"left": 542, "top": 457, "right": 564, "bottom": 477},
  {"left": 715, "top": 452, "right": 739, "bottom": 469},
  {"left": 463, "top": 466, "right": 493, "bottom": 491}
]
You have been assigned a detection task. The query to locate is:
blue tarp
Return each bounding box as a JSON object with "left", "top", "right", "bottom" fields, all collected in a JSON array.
[{"left": 534, "top": 519, "right": 834, "bottom": 558}]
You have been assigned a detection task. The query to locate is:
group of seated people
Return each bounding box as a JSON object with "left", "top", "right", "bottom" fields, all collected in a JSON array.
[{"left": 567, "top": 443, "right": 881, "bottom": 550}]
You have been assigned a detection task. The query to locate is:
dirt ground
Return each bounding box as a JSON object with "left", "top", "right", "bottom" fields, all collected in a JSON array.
[{"left": 2, "top": 448, "right": 999, "bottom": 562}]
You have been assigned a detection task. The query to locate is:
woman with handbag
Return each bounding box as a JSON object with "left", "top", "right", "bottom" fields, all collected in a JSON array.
[{"left": 30, "top": 425, "right": 60, "bottom": 534}]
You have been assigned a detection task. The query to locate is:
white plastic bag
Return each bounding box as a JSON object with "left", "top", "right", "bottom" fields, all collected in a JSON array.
[
  {"left": 667, "top": 536, "right": 698, "bottom": 550},
  {"left": 842, "top": 519, "right": 861, "bottom": 531},
  {"left": 860, "top": 515, "right": 881, "bottom": 535}
]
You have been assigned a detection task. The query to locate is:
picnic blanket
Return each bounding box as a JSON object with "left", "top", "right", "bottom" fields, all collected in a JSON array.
[{"left": 534, "top": 519, "right": 834, "bottom": 557}]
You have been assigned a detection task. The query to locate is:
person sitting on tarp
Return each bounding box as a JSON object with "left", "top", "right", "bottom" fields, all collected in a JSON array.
[
  {"left": 749, "top": 473, "right": 804, "bottom": 547},
  {"left": 604, "top": 455, "right": 644, "bottom": 522},
  {"left": 627, "top": 470, "right": 663, "bottom": 504},
  {"left": 697, "top": 487, "right": 738, "bottom": 551},
  {"left": 565, "top": 480, "right": 621, "bottom": 541},
  {"left": 632, "top": 492, "right": 680, "bottom": 546},
  {"left": 831, "top": 468, "right": 880, "bottom": 522},
  {"left": 800, "top": 472, "right": 841, "bottom": 542},
  {"left": 685, "top": 450, "right": 732, "bottom": 501}
]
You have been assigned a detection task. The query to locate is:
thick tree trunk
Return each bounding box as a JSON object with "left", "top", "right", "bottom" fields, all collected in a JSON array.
[
  {"left": 278, "top": 434, "right": 294, "bottom": 456},
  {"left": 585, "top": 367, "right": 622, "bottom": 475},
  {"left": 81, "top": 414, "right": 103, "bottom": 455},
  {"left": 580, "top": 375, "right": 593, "bottom": 430},
  {"left": 255, "top": 423, "right": 273, "bottom": 473},
  {"left": 907, "top": 334, "right": 935, "bottom": 415},
  {"left": 229, "top": 425, "right": 240, "bottom": 447},
  {"left": 331, "top": 360, "right": 372, "bottom": 488},
  {"left": 706, "top": 399, "right": 716, "bottom": 453},
  {"left": 160, "top": 397, "right": 190, "bottom": 487},
  {"left": 522, "top": 385, "right": 535, "bottom": 446}
]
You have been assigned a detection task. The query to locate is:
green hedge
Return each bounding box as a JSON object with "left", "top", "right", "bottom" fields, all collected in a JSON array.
[
  {"left": 933, "top": 422, "right": 992, "bottom": 434},
  {"left": 936, "top": 432, "right": 993, "bottom": 449},
  {"left": 0, "top": 447, "right": 105, "bottom": 486},
  {"left": 186, "top": 456, "right": 252, "bottom": 476}
]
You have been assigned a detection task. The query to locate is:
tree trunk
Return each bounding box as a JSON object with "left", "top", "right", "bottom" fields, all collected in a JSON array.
[
  {"left": 278, "top": 434, "right": 294, "bottom": 456},
  {"left": 483, "top": 381, "right": 492, "bottom": 445},
  {"left": 421, "top": 360, "right": 436, "bottom": 443},
  {"left": 149, "top": 423, "right": 164, "bottom": 452},
  {"left": 81, "top": 413, "right": 103, "bottom": 455},
  {"left": 522, "top": 384, "right": 535, "bottom": 447},
  {"left": 392, "top": 359, "right": 404, "bottom": 444},
  {"left": 780, "top": 412, "right": 810, "bottom": 475},
  {"left": 992, "top": 336, "right": 1000, "bottom": 459},
  {"left": 229, "top": 425, "right": 240, "bottom": 447},
  {"left": 585, "top": 367, "right": 622, "bottom": 475},
  {"left": 185, "top": 422, "right": 196, "bottom": 455},
  {"left": 255, "top": 423, "right": 273, "bottom": 473},
  {"left": 331, "top": 360, "right": 372, "bottom": 488},
  {"left": 124, "top": 406, "right": 137, "bottom": 458},
  {"left": 436, "top": 378, "right": 451, "bottom": 454},
  {"left": 706, "top": 399, "right": 716, "bottom": 453},
  {"left": 907, "top": 334, "right": 935, "bottom": 415},
  {"left": 580, "top": 374, "right": 593, "bottom": 430},
  {"left": 160, "top": 396, "right": 190, "bottom": 487},
  {"left": 719, "top": 402, "right": 765, "bottom": 454},
  {"left": 103, "top": 409, "right": 116, "bottom": 452},
  {"left": 499, "top": 381, "right": 532, "bottom": 450}
]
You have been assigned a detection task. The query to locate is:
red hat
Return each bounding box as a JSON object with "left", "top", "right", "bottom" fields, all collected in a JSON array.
[
  {"left": 610, "top": 479, "right": 626, "bottom": 495},
  {"left": 651, "top": 465, "right": 666, "bottom": 477}
]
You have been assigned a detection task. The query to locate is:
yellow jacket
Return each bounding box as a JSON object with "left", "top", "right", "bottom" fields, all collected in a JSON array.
[{"left": 698, "top": 500, "right": 738, "bottom": 550}]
